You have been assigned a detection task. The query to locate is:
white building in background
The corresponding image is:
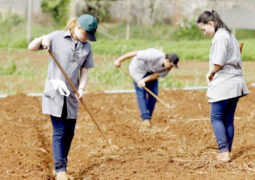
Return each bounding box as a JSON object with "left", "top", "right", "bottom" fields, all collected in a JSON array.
[
  {"left": 108, "top": 0, "right": 208, "bottom": 26},
  {"left": 0, "top": 0, "right": 42, "bottom": 18},
  {"left": 210, "top": 0, "right": 255, "bottom": 30},
  {"left": 109, "top": 0, "right": 255, "bottom": 29},
  {"left": 0, "top": 0, "right": 255, "bottom": 29}
]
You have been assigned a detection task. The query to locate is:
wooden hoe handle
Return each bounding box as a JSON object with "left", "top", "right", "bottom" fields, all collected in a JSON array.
[
  {"left": 119, "top": 66, "right": 171, "bottom": 109},
  {"left": 48, "top": 50, "right": 111, "bottom": 147},
  {"left": 240, "top": 42, "right": 244, "bottom": 53}
]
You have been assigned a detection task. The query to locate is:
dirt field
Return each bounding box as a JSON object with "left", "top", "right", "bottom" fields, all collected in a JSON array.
[
  {"left": 1, "top": 51, "right": 255, "bottom": 179},
  {"left": 1, "top": 86, "right": 255, "bottom": 179}
]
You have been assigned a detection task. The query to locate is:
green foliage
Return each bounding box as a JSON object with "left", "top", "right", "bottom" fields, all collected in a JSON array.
[
  {"left": 100, "top": 23, "right": 176, "bottom": 40},
  {"left": 0, "top": 58, "right": 48, "bottom": 94},
  {"left": 90, "top": 60, "right": 133, "bottom": 91},
  {"left": 241, "top": 39, "right": 255, "bottom": 60},
  {"left": 90, "top": 39, "right": 211, "bottom": 60},
  {"left": 0, "top": 20, "right": 56, "bottom": 49},
  {"left": 0, "top": 12, "right": 23, "bottom": 35},
  {"left": 81, "top": 0, "right": 110, "bottom": 22},
  {"left": 41, "top": 0, "right": 70, "bottom": 25},
  {"left": 9, "top": 38, "right": 28, "bottom": 49},
  {"left": 0, "top": 20, "right": 254, "bottom": 61},
  {"left": 236, "top": 29, "right": 255, "bottom": 39},
  {"left": 173, "top": 21, "right": 209, "bottom": 40},
  {"left": 89, "top": 57, "right": 187, "bottom": 91},
  {"left": 91, "top": 38, "right": 255, "bottom": 61},
  {"left": 158, "top": 76, "right": 183, "bottom": 89},
  {"left": 0, "top": 58, "right": 16, "bottom": 75},
  {"left": 0, "top": 13, "right": 27, "bottom": 49}
]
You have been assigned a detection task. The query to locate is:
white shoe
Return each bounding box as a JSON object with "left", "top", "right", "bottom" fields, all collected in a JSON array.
[
  {"left": 53, "top": 169, "right": 56, "bottom": 177},
  {"left": 142, "top": 120, "right": 152, "bottom": 127},
  {"left": 216, "top": 152, "right": 231, "bottom": 162},
  {"left": 139, "top": 120, "right": 152, "bottom": 132},
  {"left": 56, "top": 171, "right": 68, "bottom": 180}
]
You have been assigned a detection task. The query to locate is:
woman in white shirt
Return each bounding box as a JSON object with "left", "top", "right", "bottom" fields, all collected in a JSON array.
[{"left": 197, "top": 10, "right": 249, "bottom": 162}]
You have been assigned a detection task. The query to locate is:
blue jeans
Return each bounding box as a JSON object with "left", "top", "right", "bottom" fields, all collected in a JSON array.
[
  {"left": 134, "top": 74, "right": 158, "bottom": 121},
  {"left": 210, "top": 97, "right": 239, "bottom": 153},
  {"left": 50, "top": 98, "right": 76, "bottom": 172}
]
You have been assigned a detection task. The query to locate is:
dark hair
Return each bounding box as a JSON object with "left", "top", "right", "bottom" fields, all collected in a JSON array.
[
  {"left": 165, "top": 53, "right": 179, "bottom": 68},
  {"left": 197, "top": 10, "right": 231, "bottom": 34}
]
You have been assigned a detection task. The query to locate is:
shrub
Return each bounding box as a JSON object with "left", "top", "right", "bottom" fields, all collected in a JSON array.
[
  {"left": 41, "top": 0, "right": 70, "bottom": 25},
  {"left": 0, "top": 12, "right": 23, "bottom": 34},
  {"left": 0, "top": 58, "right": 16, "bottom": 75},
  {"left": 80, "top": 0, "right": 110, "bottom": 22},
  {"left": 173, "top": 20, "right": 208, "bottom": 40}
]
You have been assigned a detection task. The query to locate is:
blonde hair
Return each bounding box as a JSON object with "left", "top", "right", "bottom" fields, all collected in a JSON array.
[{"left": 65, "top": 17, "right": 78, "bottom": 37}]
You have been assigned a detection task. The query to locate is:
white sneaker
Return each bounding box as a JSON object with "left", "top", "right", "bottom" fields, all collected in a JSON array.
[
  {"left": 52, "top": 169, "right": 56, "bottom": 177},
  {"left": 143, "top": 120, "right": 152, "bottom": 127},
  {"left": 56, "top": 171, "right": 68, "bottom": 180},
  {"left": 216, "top": 152, "right": 231, "bottom": 162}
]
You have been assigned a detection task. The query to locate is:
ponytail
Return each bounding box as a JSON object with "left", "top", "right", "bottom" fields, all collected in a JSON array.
[
  {"left": 211, "top": 10, "right": 231, "bottom": 34},
  {"left": 65, "top": 17, "right": 78, "bottom": 37},
  {"left": 197, "top": 10, "right": 231, "bottom": 34}
]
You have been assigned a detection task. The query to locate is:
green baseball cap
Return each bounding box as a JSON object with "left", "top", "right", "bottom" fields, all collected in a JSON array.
[{"left": 77, "top": 14, "right": 98, "bottom": 41}]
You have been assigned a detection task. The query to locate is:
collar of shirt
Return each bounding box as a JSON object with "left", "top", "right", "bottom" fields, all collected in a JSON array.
[
  {"left": 161, "top": 56, "right": 165, "bottom": 67},
  {"left": 63, "top": 30, "right": 72, "bottom": 38},
  {"left": 63, "top": 30, "right": 88, "bottom": 44}
]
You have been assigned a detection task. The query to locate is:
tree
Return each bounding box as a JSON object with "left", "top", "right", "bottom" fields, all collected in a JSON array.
[{"left": 41, "top": 0, "right": 70, "bottom": 25}]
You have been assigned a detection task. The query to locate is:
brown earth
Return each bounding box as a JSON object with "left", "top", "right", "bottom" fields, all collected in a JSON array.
[{"left": 0, "top": 86, "right": 255, "bottom": 179}]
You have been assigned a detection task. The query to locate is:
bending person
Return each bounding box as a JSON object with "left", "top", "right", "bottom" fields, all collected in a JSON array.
[{"left": 114, "top": 48, "right": 179, "bottom": 127}]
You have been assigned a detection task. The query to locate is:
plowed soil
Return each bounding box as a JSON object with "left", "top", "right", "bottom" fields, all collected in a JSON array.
[{"left": 1, "top": 87, "right": 255, "bottom": 179}]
